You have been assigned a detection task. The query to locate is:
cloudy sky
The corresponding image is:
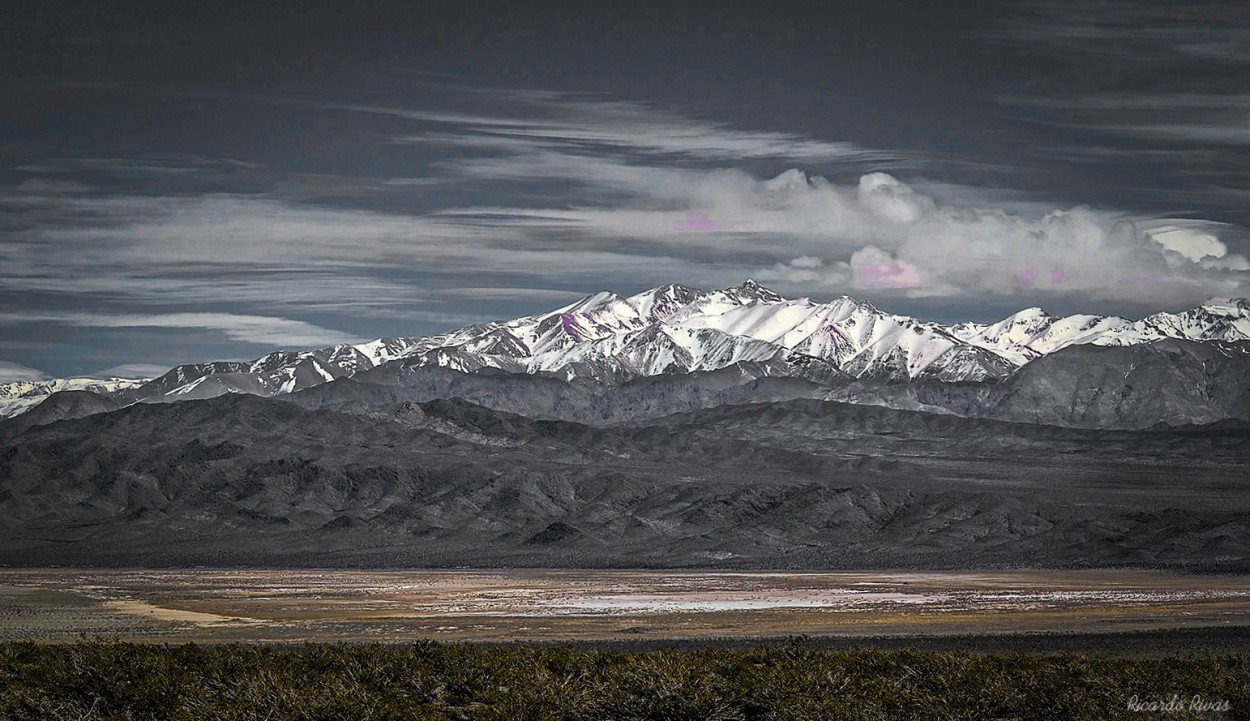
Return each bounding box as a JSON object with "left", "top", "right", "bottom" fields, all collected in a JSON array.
[{"left": 3, "top": 0, "right": 1250, "bottom": 379}]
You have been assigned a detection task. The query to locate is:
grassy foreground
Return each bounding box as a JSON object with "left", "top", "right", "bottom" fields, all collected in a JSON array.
[{"left": 0, "top": 641, "right": 1245, "bottom": 720}]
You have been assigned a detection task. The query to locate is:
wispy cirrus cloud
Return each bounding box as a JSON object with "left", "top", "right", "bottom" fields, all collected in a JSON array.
[
  {"left": 0, "top": 311, "right": 365, "bottom": 348},
  {"left": 8, "top": 93, "right": 1248, "bottom": 322},
  {"left": 993, "top": 1, "right": 1250, "bottom": 65},
  {"left": 337, "top": 93, "right": 899, "bottom": 165},
  {"left": 987, "top": 2, "right": 1250, "bottom": 156},
  {"left": 91, "top": 363, "right": 177, "bottom": 379},
  {"left": 372, "top": 84, "right": 1250, "bottom": 307},
  {"left": 16, "top": 155, "right": 260, "bottom": 176},
  {"left": 0, "top": 360, "right": 50, "bottom": 383},
  {"left": 432, "top": 287, "right": 590, "bottom": 302},
  {"left": 0, "top": 162, "right": 730, "bottom": 362},
  {"left": 975, "top": 0, "right": 1250, "bottom": 238},
  {"left": 1003, "top": 92, "right": 1250, "bottom": 148},
  {"left": 5, "top": 84, "right": 1250, "bottom": 379}
]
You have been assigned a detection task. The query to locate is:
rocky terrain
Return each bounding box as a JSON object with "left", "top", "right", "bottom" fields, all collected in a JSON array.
[
  {"left": 282, "top": 337, "right": 1250, "bottom": 429},
  {"left": 2, "top": 393, "right": 1247, "bottom": 569}
]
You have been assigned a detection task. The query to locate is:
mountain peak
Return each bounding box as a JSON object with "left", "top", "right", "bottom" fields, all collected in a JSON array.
[
  {"left": 650, "top": 282, "right": 704, "bottom": 300},
  {"left": 728, "top": 279, "right": 784, "bottom": 303},
  {"left": 627, "top": 283, "right": 707, "bottom": 322},
  {"left": 1007, "top": 306, "right": 1056, "bottom": 325}
]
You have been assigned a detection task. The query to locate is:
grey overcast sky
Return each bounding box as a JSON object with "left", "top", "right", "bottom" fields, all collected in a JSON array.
[{"left": 3, "top": 0, "right": 1250, "bottom": 379}]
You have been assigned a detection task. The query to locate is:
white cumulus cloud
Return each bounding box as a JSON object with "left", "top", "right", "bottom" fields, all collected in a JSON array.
[{"left": 1149, "top": 224, "right": 1229, "bottom": 262}]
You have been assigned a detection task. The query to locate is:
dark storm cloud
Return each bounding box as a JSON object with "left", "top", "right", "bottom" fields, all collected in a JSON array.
[{"left": 1, "top": 0, "right": 1249, "bottom": 378}]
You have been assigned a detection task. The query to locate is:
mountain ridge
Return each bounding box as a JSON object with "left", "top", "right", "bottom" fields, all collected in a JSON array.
[
  {"left": 4, "top": 391, "right": 1249, "bottom": 568},
  {"left": 4, "top": 282, "right": 1249, "bottom": 426}
]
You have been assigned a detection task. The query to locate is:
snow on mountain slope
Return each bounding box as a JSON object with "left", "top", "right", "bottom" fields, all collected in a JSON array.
[
  {"left": 0, "top": 377, "right": 147, "bottom": 418},
  {"left": 108, "top": 340, "right": 429, "bottom": 406},
  {"left": 950, "top": 298, "right": 1250, "bottom": 362},
  {"left": 626, "top": 283, "right": 707, "bottom": 323},
  {"left": 6, "top": 283, "right": 1250, "bottom": 419},
  {"left": 406, "top": 281, "right": 1014, "bottom": 384},
  {"left": 1137, "top": 299, "right": 1250, "bottom": 344},
  {"left": 949, "top": 308, "right": 1058, "bottom": 364}
]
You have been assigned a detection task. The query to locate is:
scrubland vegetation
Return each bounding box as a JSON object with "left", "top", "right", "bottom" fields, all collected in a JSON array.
[{"left": 0, "top": 640, "right": 1245, "bottom": 720}]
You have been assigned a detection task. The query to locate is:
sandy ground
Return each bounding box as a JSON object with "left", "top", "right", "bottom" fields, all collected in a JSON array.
[
  {"left": 102, "top": 599, "right": 255, "bottom": 626},
  {"left": 1, "top": 568, "right": 1248, "bottom": 644}
]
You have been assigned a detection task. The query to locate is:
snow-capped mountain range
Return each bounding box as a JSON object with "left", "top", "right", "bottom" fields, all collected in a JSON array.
[
  {"left": 3, "top": 281, "right": 1249, "bottom": 418},
  {"left": 0, "top": 378, "right": 146, "bottom": 419},
  {"left": 950, "top": 298, "right": 1250, "bottom": 365}
]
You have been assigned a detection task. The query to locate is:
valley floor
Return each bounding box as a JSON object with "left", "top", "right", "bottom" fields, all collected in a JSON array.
[{"left": 3, "top": 568, "right": 1249, "bottom": 646}]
